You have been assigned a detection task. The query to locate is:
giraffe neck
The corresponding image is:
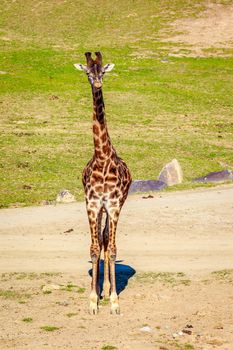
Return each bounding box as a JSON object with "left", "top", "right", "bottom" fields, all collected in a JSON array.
[{"left": 92, "top": 87, "right": 115, "bottom": 160}]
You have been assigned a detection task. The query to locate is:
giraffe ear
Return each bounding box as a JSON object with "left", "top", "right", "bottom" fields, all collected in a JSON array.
[
  {"left": 74, "top": 63, "right": 88, "bottom": 72},
  {"left": 104, "top": 63, "right": 115, "bottom": 72}
]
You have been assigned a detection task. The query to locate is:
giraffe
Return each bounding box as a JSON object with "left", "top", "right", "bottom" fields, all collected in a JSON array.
[{"left": 74, "top": 52, "right": 132, "bottom": 314}]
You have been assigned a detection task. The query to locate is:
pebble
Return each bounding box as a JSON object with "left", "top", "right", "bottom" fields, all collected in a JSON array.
[
  {"left": 56, "top": 190, "right": 76, "bottom": 203},
  {"left": 140, "top": 326, "right": 152, "bottom": 333}
]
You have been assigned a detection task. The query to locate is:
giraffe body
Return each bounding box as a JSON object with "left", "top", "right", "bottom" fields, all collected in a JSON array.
[{"left": 74, "top": 52, "right": 131, "bottom": 314}]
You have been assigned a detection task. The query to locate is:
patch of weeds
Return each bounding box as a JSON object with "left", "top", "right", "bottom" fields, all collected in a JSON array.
[
  {"left": 100, "top": 298, "right": 109, "bottom": 306},
  {"left": 40, "top": 272, "right": 62, "bottom": 277},
  {"left": 134, "top": 272, "right": 191, "bottom": 286},
  {"left": 22, "top": 317, "right": 33, "bottom": 323},
  {"left": 43, "top": 290, "right": 52, "bottom": 295},
  {"left": 211, "top": 269, "right": 233, "bottom": 283},
  {"left": 142, "top": 323, "right": 149, "bottom": 327},
  {"left": 158, "top": 339, "right": 195, "bottom": 350},
  {"left": 62, "top": 283, "right": 78, "bottom": 291},
  {"left": 0, "top": 289, "right": 31, "bottom": 300},
  {"left": 61, "top": 283, "right": 86, "bottom": 293},
  {"left": 1, "top": 272, "right": 37, "bottom": 281},
  {"left": 184, "top": 344, "right": 194, "bottom": 350},
  {"left": 101, "top": 346, "right": 118, "bottom": 350},
  {"left": 40, "top": 325, "right": 60, "bottom": 332},
  {"left": 17, "top": 272, "right": 37, "bottom": 280},
  {"left": 66, "top": 312, "right": 78, "bottom": 318}
]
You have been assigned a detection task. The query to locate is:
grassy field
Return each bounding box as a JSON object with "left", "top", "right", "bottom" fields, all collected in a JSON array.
[{"left": 0, "top": 0, "right": 232, "bottom": 207}]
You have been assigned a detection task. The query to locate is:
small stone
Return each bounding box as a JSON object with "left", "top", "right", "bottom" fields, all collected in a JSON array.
[
  {"left": 56, "top": 190, "right": 76, "bottom": 203},
  {"left": 0, "top": 71, "right": 8, "bottom": 75},
  {"left": 49, "top": 95, "right": 59, "bottom": 100},
  {"left": 178, "top": 331, "right": 183, "bottom": 336},
  {"left": 41, "top": 200, "right": 53, "bottom": 205},
  {"left": 214, "top": 324, "right": 223, "bottom": 330},
  {"left": 172, "top": 333, "right": 178, "bottom": 338},
  {"left": 158, "top": 159, "right": 183, "bottom": 186},
  {"left": 134, "top": 293, "right": 142, "bottom": 299},
  {"left": 140, "top": 326, "right": 152, "bottom": 333},
  {"left": 64, "top": 228, "right": 74, "bottom": 233},
  {"left": 186, "top": 324, "right": 193, "bottom": 328},
  {"left": 58, "top": 300, "right": 69, "bottom": 306},
  {"left": 22, "top": 184, "right": 32, "bottom": 190}
]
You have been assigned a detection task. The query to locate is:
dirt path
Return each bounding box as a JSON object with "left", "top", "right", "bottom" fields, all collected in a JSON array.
[
  {"left": 0, "top": 185, "right": 233, "bottom": 350},
  {"left": 0, "top": 185, "right": 232, "bottom": 275}
]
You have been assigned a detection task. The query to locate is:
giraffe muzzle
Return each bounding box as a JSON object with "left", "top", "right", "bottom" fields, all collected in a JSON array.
[{"left": 94, "top": 81, "right": 102, "bottom": 89}]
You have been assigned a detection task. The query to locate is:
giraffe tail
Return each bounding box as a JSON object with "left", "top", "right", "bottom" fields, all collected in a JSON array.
[
  {"left": 102, "top": 211, "right": 109, "bottom": 246},
  {"left": 97, "top": 208, "right": 109, "bottom": 247}
]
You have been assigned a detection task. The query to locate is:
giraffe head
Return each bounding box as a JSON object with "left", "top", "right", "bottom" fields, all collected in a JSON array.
[{"left": 74, "top": 52, "right": 114, "bottom": 90}]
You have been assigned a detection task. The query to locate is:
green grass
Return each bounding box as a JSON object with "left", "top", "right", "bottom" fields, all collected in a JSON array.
[
  {"left": 0, "top": 289, "right": 31, "bottom": 300},
  {"left": 22, "top": 317, "right": 33, "bottom": 323},
  {"left": 101, "top": 346, "right": 118, "bottom": 350},
  {"left": 61, "top": 283, "right": 86, "bottom": 293},
  {"left": 1, "top": 272, "right": 61, "bottom": 281},
  {"left": 40, "top": 325, "right": 60, "bottom": 332},
  {"left": 0, "top": 0, "right": 232, "bottom": 207},
  {"left": 211, "top": 269, "right": 233, "bottom": 283},
  {"left": 134, "top": 272, "right": 191, "bottom": 286},
  {"left": 66, "top": 312, "right": 78, "bottom": 318}
]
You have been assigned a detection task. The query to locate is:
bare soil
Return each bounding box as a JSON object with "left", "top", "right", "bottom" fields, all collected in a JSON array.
[
  {"left": 0, "top": 185, "right": 233, "bottom": 350},
  {"left": 164, "top": 2, "right": 233, "bottom": 56}
]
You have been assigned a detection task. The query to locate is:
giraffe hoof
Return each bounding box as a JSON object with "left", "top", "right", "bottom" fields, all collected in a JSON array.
[
  {"left": 89, "top": 292, "right": 99, "bottom": 315},
  {"left": 110, "top": 292, "right": 120, "bottom": 314},
  {"left": 110, "top": 305, "right": 120, "bottom": 315},
  {"left": 89, "top": 303, "right": 98, "bottom": 315}
]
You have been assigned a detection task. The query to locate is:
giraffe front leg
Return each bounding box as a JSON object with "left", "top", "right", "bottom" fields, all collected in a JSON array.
[
  {"left": 90, "top": 243, "right": 101, "bottom": 315},
  {"left": 109, "top": 247, "right": 120, "bottom": 314},
  {"left": 103, "top": 216, "right": 110, "bottom": 299},
  {"left": 103, "top": 250, "right": 110, "bottom": 298}
]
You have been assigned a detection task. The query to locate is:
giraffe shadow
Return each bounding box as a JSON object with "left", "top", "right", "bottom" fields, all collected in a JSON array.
[{"left": 88, "top": 260, "right": 136, "bottom": 296}]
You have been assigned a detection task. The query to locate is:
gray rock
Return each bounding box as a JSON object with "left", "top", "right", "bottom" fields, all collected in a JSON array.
[
  {"left": 193, "top": 170, "right": 233, "bottom": 183},
  {"left": 129, "top": 180, "right": 167, "bottom": 194},
  {"left": 158, "top": 159, "right": 183, "bottom": 186},
  {"left": 56, "top": 190, "right": 76, "bottom": 203}
]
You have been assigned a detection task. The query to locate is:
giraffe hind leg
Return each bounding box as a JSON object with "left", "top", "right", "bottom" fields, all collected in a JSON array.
[
  {"left": 88, "top": 204, "right": 102, "bottom": 314},
  {"left": 108, "top": 211, "right": 120, "bottom": 314},
  {"left": 103, "top": 214, "right": 110, "bottom": 299}
]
